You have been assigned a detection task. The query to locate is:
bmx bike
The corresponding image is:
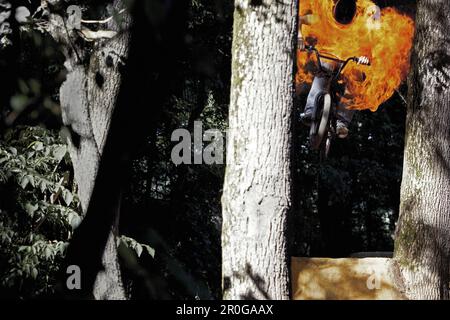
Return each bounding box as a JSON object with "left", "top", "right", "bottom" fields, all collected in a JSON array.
[{"left": 303, "top": 44, "right": 370, "bottom": 159}]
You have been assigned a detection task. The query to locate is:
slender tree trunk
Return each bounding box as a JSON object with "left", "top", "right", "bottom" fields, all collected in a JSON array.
[
  {"left": 221, "top": 0, "right": 298, "bottom": 300},
  {"left": 46, "top": 0, "right": 131, "bottom": 299},
  {"left": 393, "top": 0, "right": 450, "bottom": 300}
]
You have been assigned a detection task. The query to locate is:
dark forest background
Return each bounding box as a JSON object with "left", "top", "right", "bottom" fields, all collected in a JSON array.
[{"left": 0, "top": 0, "right": 414, "bottom": 299}]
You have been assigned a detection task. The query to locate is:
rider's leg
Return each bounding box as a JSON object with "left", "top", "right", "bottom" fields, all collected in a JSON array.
[
  {"left": 335, "top": 102, "right": 355, "bottom": 138},
  {"left": 300, "top": 75, "right": 331, "bottom": 125}
]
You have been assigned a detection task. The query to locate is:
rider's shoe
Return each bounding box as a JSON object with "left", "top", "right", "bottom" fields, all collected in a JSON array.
[
  {"left": 300, "top": 111, "right": 313, "bottom": 126},
  {"left": 336, "top": 120, "right": 349, "bottom": 139}
]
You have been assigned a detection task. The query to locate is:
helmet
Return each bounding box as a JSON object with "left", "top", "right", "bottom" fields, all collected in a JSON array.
[{"left": 365, "top": 4, "right": 381, "bottom": 30}]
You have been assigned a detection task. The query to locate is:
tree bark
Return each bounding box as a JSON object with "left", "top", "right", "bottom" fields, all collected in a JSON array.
[
  {"left": 45, "top": 0, "right": 131, "bottom": 299},
  {"left": 393, "top": 0, "right": 450, "bottom": 300},
  {"left": 221, "top": 0, "right": 298, "bottom": 300}
]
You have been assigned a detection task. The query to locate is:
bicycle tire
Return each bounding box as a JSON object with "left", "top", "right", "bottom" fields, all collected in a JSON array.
[
  {"left": 320, "top": 136, "right": 332, "bottom": 160},
  {"left": 310, "top": 93, "right": 331, "bottom": 150}
]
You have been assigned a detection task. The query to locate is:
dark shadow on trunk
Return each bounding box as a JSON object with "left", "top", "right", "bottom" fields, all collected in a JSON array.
[{"left": 56, "top": 0, "right": 189, "bottom": 298}]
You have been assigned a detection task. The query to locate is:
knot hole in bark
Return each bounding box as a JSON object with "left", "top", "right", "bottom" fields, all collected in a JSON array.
[
  {"left": 105, "top": 55, "right": 114, "bottom": 68},
  {"left": 223, "top": 276, "right": 231, "bottom": 292},
  {"left": 95, "top": 71, "right": 105, "bottom": 89},
  {"left": 250, "top": 0, "right": 263, "bottom": 6}
]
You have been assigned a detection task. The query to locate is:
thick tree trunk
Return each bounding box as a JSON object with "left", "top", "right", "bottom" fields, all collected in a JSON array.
[
  {"left": 393, "top": 0, "right": 450, "bottom": 300},
  {"left": 221, "top": 0, "right": 298, "bottom": 300},
  {"left": 46, "top": 0, "right": 131, "bottom": 299},
  {"left": 46, "top": 0, "right": 188, "bottom": 299}
]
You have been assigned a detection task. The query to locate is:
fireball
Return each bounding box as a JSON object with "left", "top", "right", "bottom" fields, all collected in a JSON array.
[{"left": 297, "top": 0, "right": 415, "bottom": 111}]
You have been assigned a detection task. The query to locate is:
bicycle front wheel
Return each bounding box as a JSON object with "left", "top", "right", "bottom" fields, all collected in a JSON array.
[{"left": 310, "top": 93, "right": 331, "bottom": 150}]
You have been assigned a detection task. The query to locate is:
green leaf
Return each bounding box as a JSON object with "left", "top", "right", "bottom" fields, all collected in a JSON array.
[
  {"left": 8, "top": 147, "right": 17, "bottom": 156},
  {"left": 28, "top": 175, "right": 35, "bottom": 188},
  {"left": 10, "top": 94, "right": 29, "bottom": 112},
  {"left": 31, "top": 267, "right": 38, "bottom": 279},
  {"left": 29, "top": 78, "right": 40, "bottom": 94},
  {"left": 24, "top": 264, "right": 31, "bottom": 275},
  {"left": 20, "top": 176, "right": 29, "bottom": 189},
  {"left": 44, "top": 246, "right": 52, "bottom": 259},
  {"left": 119, "top": 235, "right": 155, "bottom": 258},
  {"left": 53, "top": 145, "right": 67, "bottom": 162},
  {"left": 18, "top": 78, "right": 29, "bottom": 95},
  {"left": 39, "top": 179, "right": 47, "bottom": 193},
  {"left": 68, "top": 211, "right": 81, "bottom": 230},
  {"left": 59, "top": 242, "right": 69, "bottom": 255},
  {"left": 32, "top": 141, "right": 44, "bottom": 151},
  {"left": 25, "top": 203, "right": 39, "bottom": 217},
  {"left": 135, "top": 243, "right": 143, "bottom": 257},
  {"left": 62, "top": 189, "right": 73, "bottom": 206},
  {"left": 142, "top": 244, "right": 156, "bottom": 258},
  {"left": 55, "top": 242, "right": 67, "bottom": 255}
]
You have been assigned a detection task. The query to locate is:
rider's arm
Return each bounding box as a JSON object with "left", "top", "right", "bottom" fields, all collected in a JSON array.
[
  {"left": 298, "top": 28, "right": 305, "bottom": 51},
  {"left": 298, "top": 13, "right": 314, "bottom": 51}
]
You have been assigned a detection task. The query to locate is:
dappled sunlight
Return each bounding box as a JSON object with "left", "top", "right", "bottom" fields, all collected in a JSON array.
[{"left": 291, "top": 257, "right": 406, "bottom": 299}]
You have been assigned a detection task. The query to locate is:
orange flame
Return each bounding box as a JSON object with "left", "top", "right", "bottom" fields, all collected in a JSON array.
[{"left": 297, "top": 0, "right": 415, "bottom": 111}]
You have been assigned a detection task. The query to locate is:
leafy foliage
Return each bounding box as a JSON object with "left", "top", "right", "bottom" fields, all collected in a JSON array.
[
  {"left": 119, "top": 235, "right": 155, "bottom": 259},
  {"left": 0, "top": 126, "right": 79, "bottom": 298},
  {"left": 0, "top": 126, "right": 155, "bottom": 299}
]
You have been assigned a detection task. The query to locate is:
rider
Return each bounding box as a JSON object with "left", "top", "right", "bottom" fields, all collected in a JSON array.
[{"left": 298, "top": 1, "right": 379, "bottom": 139}]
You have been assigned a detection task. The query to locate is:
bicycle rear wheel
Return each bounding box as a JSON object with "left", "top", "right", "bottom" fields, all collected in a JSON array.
[
  {"left": 319, "top": 136, "right": 332, "bottom": 161},
  {"left": 310, "top": 93, "right": 331, "bottom": 150}
]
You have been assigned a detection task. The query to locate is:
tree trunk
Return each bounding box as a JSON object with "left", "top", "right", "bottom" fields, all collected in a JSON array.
[
  {"left": 46, "top": 0, "right": 131, "bottom": 299},
  {"left": 221, "top": 0, "right": 298, "bottom": 300},
  {"left": 393, "top": 0, "right": 450, "bottom": 300}
]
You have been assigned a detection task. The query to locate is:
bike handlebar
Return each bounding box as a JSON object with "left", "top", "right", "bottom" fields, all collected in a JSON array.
[{"left": 304, "top": 45, "right": 371, "bottom": 66}]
